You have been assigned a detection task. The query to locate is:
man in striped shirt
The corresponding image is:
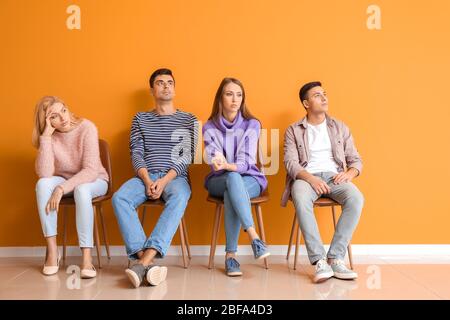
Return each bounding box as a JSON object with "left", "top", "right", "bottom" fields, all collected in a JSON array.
[{"left": 112, "top": 68, "right": 198, "bottom": 288}]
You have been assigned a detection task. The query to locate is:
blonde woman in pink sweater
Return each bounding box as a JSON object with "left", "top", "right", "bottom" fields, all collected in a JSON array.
[{"left": 32, "top": 96, "right": 109, "bottom": 278}]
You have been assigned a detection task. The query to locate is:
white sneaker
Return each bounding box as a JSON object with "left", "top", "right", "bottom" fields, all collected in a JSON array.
[
  {"left": 330, "top": 260, "right": 358, "bottom": 280},
  {"left": 146, "top": 265, "right": 168, "bottom": 286},
  {"left": 313, "top": 259, "right": 334, "bottom": 283}
]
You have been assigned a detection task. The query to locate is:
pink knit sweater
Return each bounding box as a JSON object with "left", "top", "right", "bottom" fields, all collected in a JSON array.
[{"left": 35, "top": 119, "right": 109, "bottom": 194}]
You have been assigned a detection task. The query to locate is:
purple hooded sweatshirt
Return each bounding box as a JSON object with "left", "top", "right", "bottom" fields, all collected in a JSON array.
[{"left": 202, "top": 111, "right": 268, "bottom": 192}]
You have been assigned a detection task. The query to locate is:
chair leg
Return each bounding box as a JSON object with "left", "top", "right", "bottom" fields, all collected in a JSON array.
[
  {"left": 62, "top": 207, "right": 68, "bottom": 265},
  {"left": 93, "top": 205, "right": 102, "bottom": 269},
  {"left": 140, "top": 206, "right": 147, "bottom": 226},
  {"left": 332, "top": 206, "right": 354, "bottom": 269},
  {"left": 294, "top": 220, "right": 300, "bottom": 270},
  {"left": 208, "top": 204, "right": 222, "bottom": 269},
  {"left": 331, "top": 206, "right": 337, "bottom": 229},
  {"left": 255, "top": 204, "right": 269, "bottom": 269},
  {"left": 179, "top": 221, "right": 189, "bottom": 269},
  {"left": 182, "top": 217, "right": 191, "bottom": 259},
  {"left": 98, "top": 204, "right": 111, "bottom": 260},
  {"left": 286, "top": 212, "right": 297, "bottom": 260},
  {"left": 348, "top": 244, "right": 354, "bottom": 270}
]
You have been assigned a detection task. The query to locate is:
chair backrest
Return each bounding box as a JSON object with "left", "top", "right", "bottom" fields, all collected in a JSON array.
[
  {"left": 99, "top": 139, "right": 113, "bottom": 196},
  {"left": 256, "top": 139, "right": 265, "bottom": 174},
  {"left": 256, "top": 139, "right": 270, "bottom": 196}
]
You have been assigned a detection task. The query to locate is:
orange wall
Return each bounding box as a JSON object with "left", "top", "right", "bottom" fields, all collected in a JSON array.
[{"left": 1, "top": 0, "right": 450, "bottom": 247}]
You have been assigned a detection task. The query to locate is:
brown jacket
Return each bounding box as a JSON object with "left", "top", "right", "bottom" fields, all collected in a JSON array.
[{"left": 281, "top": 114, "right": 363, "bottom": 207}]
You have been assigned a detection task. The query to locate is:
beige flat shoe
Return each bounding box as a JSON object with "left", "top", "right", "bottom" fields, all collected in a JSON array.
[
  {"left": 81, "top": 266, "right": 97, "bottom": 279},
  {"left": 42, "top": 254, "right": 61, "bottom": 276}
]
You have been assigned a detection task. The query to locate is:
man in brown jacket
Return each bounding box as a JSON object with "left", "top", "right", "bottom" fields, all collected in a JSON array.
[{"left": 282, "top": 81, "right": 364, "bottom": 283}]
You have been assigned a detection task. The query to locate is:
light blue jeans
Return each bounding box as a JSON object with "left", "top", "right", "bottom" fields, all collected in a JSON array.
[
  {"left": 291, "top": 171, "right": 364, "bottom": 264},
  {"left": 206, "top": 172, "right": 261, "bottom": 253},
  {"left": 112, "top": 171, "right": 191, "bottom": 260},
  {"left": 35, "top": 176, "right": 108, "bottom": 248}
]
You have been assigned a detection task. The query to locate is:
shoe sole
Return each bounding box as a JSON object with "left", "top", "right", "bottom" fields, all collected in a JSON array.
[
  {"left": 313, "top": 271, "right": 334, "bottom": 283},
  {"left": 226, "top": 271, "right": 243, "bottom": 277},
  {"left": 146, "top": 266, "right": 168, "bottom": 286},
  {"left": 80, "top": 272, "right": 97, "bottom": 279},
  {"left": 333, "top": 272, "right": 358, "bottom": 280},
  {"left": 125, "top": 269, "right": 142, "bottom": 288},
  {"left": 256, "top": 252, "right": 271, "bottom": 260}
]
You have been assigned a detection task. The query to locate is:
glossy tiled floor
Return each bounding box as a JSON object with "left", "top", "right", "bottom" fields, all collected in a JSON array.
[{"left": 1, "top": 255, "right": 449, "bottom": 300}]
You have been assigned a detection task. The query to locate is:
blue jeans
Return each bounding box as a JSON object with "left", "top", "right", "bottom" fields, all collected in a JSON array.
[
  {"left": 112, "top": 171, "right": 191, "bottom": 260},
  {"left": 35, "top": 176, "right": 108, "bottom": 248},
  {"left": 206, "top": 172, "right": 261, "bottom": 253}
]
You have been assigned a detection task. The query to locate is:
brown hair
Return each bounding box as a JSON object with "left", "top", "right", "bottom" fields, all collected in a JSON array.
[
  {"left": 149, "top": 68, "right": 175, "bottom": 88},
  {"left": 31, "top": 96, "right": 80, "bottom": 148},
  {"left": 208, "top": 77, "right": 258, "bottom": 124}
]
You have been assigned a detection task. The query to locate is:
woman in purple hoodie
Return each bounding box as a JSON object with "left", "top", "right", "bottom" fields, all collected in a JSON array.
[{"left": 203, "top": 78, "right": 270, "bottom": 277}]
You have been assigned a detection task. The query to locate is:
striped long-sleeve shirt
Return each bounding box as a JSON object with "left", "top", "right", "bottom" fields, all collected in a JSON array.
[{"left": 130, "top": 109, "right": 198, "bottom": 182}]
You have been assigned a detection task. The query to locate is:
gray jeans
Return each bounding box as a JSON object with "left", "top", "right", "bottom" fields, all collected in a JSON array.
[{"left": 291, "top": 171, "right": 364, "bottom": 265}]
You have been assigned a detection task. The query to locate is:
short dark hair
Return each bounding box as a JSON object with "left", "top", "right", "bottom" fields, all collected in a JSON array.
[
  {"left": 149, "top": 68, "right": 175, "bottom": 88},
  {"left": 299, "top": 81, "right": 322, "bottom": 105}
]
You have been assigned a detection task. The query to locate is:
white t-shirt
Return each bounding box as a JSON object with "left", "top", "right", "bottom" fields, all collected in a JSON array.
[{"left": 305, "top": 119, "right": 339, "bottom": 174}]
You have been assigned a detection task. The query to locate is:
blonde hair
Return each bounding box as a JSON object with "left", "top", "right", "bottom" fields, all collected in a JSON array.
[{"left": 31, "top": 96, "right": 79, "bottom": 148}]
